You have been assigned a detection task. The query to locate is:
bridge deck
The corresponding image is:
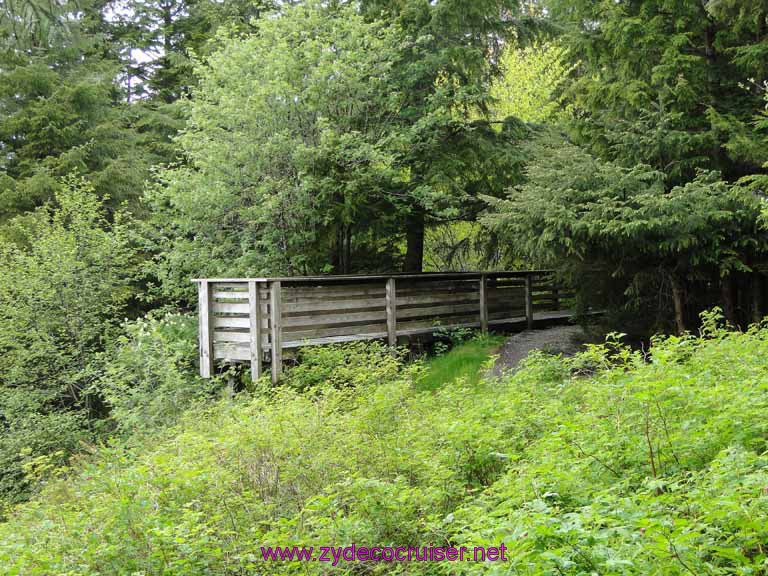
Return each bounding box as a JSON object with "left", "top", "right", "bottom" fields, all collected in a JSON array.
[{"left": 193, "top": 271, "right": 577, "bottom": 383}]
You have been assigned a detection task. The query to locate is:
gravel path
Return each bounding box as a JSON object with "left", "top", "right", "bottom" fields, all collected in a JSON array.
[{"left": 488, "top": 325, "right": 600, "bottom": 378}]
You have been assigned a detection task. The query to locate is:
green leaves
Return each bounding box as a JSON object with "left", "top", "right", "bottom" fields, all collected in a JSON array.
[
  {"left": 482, "top": 130, "right": 766, "bottom": 331},
  {"left": 148, "top": 0, "right": 528, "bottom": 285},
  {"left": 148, "top": 2, "right": 409, "bottom": 288},
  {"left": 3, "top": 326, "right": 768, "bottom": 573},
  {"left": 0, "top": 178, "right": 137, "bottom": 505},
  {"left": 549, "top": 0, "right": 768, "bottom": 186}
]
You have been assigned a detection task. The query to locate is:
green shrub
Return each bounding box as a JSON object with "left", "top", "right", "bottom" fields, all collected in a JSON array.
[
  {"left": 417, "top": 333, "right": 505, "bottom": 390},
  {"left": 1, "top": 327, "right": 768, "bottom": 574},
  {"left": 0, "top": 391, "right": 86, "bottom": 511},
  {"left": 99, "top": 313, "right": 221, "bottom": 435},
  {"left": 0, "top": 178, "right": 136, "bottom": 506},
  {"left": 283, "top": 340, "right": 410, "bottom": 392}
]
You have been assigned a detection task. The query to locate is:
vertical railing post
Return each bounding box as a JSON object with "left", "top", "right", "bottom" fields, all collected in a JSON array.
[
  {"left": 197, "top": 280, "right": 214, "bottom": 378},
  {"left": 248, "top": 281, "right": 263, "bottom": 381},
  {"left": 479, "top": 274, "right": 488, "bottom": 334},
  {"left": 524, "top": 274, "right": 534, "bottom": 330},
  {"left": 270, "top": 281, "right": 282, "bottom": 384},
  {"left": 386, "top": 277, "right": 397, "bottom": 347}
]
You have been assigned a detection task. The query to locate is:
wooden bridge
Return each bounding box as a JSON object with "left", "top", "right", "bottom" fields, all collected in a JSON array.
[{"left": 193, "top": 271, "right": 575, "bottom": 383}]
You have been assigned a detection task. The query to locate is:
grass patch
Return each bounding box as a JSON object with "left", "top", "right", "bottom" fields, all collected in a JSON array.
[{"left": 417, "top": 334, "right": 505, "bottom": 391}]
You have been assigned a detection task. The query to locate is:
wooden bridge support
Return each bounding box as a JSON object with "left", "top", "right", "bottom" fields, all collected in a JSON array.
[
  {"left": 525, "top": 275, "right": 534, "bottom": 330},
  {"left": 386, "top": 277, "right": 397, "bottom": 347},
  {"left": 197, "top": 280, "right": 214, "bottom": 379},
  {"left": 479, "top": 274, "right": 488, "bottom": 334}
]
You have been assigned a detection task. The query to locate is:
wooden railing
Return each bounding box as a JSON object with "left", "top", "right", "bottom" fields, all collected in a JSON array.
[{"left": 193, "top": 271, "right": 574, "bottom": 383}]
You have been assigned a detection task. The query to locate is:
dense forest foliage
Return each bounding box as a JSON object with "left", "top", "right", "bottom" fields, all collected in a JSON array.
[{"left": 1, "top": 0, "right": 768, "bottom": 571}]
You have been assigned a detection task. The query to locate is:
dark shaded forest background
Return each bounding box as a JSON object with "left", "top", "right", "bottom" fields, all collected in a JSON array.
[{"left": 1, "top": 0, "right": 768, "bottom": 508}]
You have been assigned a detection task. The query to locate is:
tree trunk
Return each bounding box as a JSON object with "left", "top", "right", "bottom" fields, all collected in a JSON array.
[
  {"left": 334, "top": 225, "right": 352, "bottom": 274},
  {"left": 721, "top": 275, "right": 736, "bottom": 327},
  {"left": 670, "top": 275, "right": 686, "bottom": 334},
  {"left": 404, "top": 209, "right": 425, "bottom": 273},
  {"left": 752, "top": 274, "right": 763, "bottom": 325},
  {"left": 344, "top": 225, "right": 352, "bottom": 274}
]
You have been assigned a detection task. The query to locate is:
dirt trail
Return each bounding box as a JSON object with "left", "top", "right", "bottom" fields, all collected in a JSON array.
[{"left": 488, "top": 325, "right": 600, "bottom": 378}]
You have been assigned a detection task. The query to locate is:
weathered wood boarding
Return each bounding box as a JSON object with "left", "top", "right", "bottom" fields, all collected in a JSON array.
[{"left": 193, "top": 271, "right": 574, "bottom": 384}]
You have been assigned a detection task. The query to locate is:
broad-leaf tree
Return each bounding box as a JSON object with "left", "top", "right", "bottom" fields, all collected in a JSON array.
[{"left": 149, "top": 0, "right": 527, "bottom": 301}]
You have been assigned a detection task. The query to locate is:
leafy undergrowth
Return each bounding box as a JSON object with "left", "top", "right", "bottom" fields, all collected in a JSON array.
[
  {"left": 2, "top": 321, "right": 768, "bottom": 575},
  {"left": 417, "top": 334, "right": 505, "bottom": 391}
]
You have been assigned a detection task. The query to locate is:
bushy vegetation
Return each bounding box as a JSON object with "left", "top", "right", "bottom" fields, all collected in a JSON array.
[
  {"left": 99, "top": 313, "right": 218, "bottom": 435},
  {"left": 2, "top": 323, "right": 767, "bottom": 574},
  {"left": 0, "top": 179, "right": 136, "bottom": 505},
  {"left": 3, "top": 0, "right": 768, "bottom": 557}
]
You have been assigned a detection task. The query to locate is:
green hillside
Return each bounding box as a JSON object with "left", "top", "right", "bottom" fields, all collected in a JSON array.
[{"left": 2, "top": 323, "right": 767, "bottom": 575}]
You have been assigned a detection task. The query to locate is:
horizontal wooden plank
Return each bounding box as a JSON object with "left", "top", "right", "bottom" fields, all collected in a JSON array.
[
  {"left": 214, "top": 343, "right": 251, "bottom": 361},
  {"left": 212, "top": 291, "right": 249, "bottom": 300},
  {"left": 214, "top": 334, "right": 269, "bottom": 347},
  {"left": 213, "top": 282, "right": 270, "bottom": 292},
  {"left": 213, "top": 316, "right": 269, "bottom": 330},
  {"left": 194, "top": 271, "right": 555, "bottom": 283},
  {"left": 213, "top": 330, "right": 251, "bottom": 343},
  {"left": 281, "top": 310, "right": 387, "bottom": 329},
  {"left": 213, "top": 302, "right": 250, "bottom": 314},
  {"left": 396, "top": 283, "right": 479, "bottom": 295},
  {"left": 213, "top": 317, "right": 250, "bottom": 329},
  {"left": 283, "top": 334, "right": 385, "bottom": 349},
  {"left": 284, "top": 323, "right": 388, "bottom": 342},
  {"left": 396, "top": 293, "right": 479, "bottom": 307},
  {"left": 284, "top": 285, "right": 386, "bottom": 298},
  {"left": 397, "top": 303, "right": 480, "bottom": 319},
  {"left": 280, "top": 294, "right": 386, "bottom": 306},
  {"left": 283, "top": 298, "right": 385, "bottom": 314}
]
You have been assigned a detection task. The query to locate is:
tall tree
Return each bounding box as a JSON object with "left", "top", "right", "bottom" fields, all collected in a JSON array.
[
  {"left": 147, "top": 1, "right": 402, "bottom": 300},
  {"left": 548, "top": 0, "right": 768, "bottom": 186},
  {"left": 149, "top": 1, "right": 528, "bottom": 301},
  {"left": 360, "top": 0, "right": 530, "bottom": 271},
  {"left": 483, "top": 131, "right": 766, "bottom": 333},
  {"left": 0, "top": 0, "right": 170, "bottom": 221},
  {"left": 505, "top": 0, "right": 768, "bottom": 327},
  {"left": 105, "top": 0, "right": 281, "bottom": 103}
]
